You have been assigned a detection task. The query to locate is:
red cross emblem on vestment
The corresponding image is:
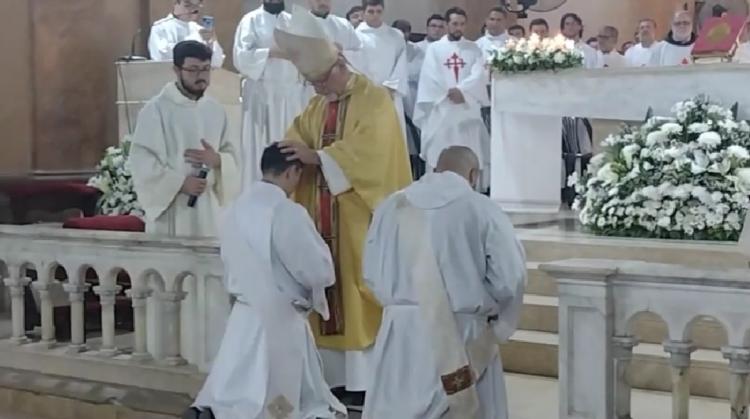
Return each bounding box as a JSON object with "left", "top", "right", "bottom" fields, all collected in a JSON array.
[{"left": 444, "top": 52, "right": 466, "bottom": 83}]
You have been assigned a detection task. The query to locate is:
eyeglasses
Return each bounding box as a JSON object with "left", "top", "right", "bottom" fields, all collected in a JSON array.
[
  {"left": 180, "top": 66, "right": 211, "bottom": 75},
  {"left": 673, "top": 21, "right": 692, "bottom": 27}
]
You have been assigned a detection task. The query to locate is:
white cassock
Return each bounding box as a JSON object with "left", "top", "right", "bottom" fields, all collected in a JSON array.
[
  {"left": 130, "top": 81, "right": 241, "bottom": 365},
  {"left": 735, "top": 42, "right": 750, "bottom": 63},
  {"left": 594, "top": 50, "right": 627, "bottom": 68},
  {"left": 234, "top": 7, "right": 306, "bottom": 188},
  {"left": 475, "top": 32, "right": 510, "bottom": 60},
  {"left": 356, "top": 22, "right": 409, "bottom": 151},
  {"left": 651, "top": 36, "right": 695, "bottom": 66},
  {"left": 575, "top": 41, "right": 598, "bottom": 69},
  {"left": 415, "top": 36, "right": 490, "bottom": 189},
  {"left": 405, "top": 41, "right": 425, "bottom": 118},
  {"left": 148, "top": 14, "right": 226, "bottom": 68},
  {"left": 194, "top": 181, "right": 347, "bottom": 419},
  {"left": 362, "top": 171, "right": 527, "bottom": 419},
  {"left": 625, "top": 42, "right": 661, "bottom": 67},
  {"left": 304, "top": 13, "right": 362, "bottom": 100}
]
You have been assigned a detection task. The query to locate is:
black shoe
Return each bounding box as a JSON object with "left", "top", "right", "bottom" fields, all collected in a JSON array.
[{"left": 182, "top": 407, "right": 215, "bottom": 419}]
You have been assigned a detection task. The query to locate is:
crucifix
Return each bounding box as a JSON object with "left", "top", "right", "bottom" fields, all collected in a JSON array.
[{"left": 444, "top": 52, "right": 466, "bottom": 83}]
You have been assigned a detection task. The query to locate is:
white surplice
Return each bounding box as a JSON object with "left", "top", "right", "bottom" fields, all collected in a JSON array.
[
  {"left": 194, "top": 181, "right": 346, "bottom": 419},
  {"left": 234, "top": 7, "right": 306, "bottom": 188},
  {"left": 405, "top": 41, "right": 425, "bottom": 118},
  {"left": 362, "top": 171, "right": 527, "bottom": 419},
  {"left": 414, "top": 36, "right": 489, "bottom": 187},
  {"left": 651, "top": 37, "right": 695, "bottom": 66},
  {"left": 625, "top": 42, "right": 660, "bottom": 67},
  {"left": 355, "top": 22, "right": 409, "bottom": 150},
  {"left": 594, "top": 50, "right": 627, "bottom": 68},
  {"left": 574, "top": 40, "right": 598, "bottom": 69},
  {"left": 148, "top": 14, "right": 226, "bottom": 68},
  {"left": 475, "top": 32, "right": 510, "bottom": 61},
  {"left": 130, "top": 82, "right": 240, "bottom": 237}
]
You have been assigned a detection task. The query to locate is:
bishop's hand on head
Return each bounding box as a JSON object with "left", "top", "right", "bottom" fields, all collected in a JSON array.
[{"left": 278, "top": 140, "right": 321, "bottom": 166}]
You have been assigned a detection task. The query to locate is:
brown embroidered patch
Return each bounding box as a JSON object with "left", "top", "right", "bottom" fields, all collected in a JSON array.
[
  {"left": 441, "top": 365, "right": 475, "bottom": 395},
  {"left": 267, "top": 395, "right": 294, "bottom": 419}
]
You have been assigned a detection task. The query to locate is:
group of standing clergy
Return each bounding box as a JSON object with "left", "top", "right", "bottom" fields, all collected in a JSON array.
[{"left": 132, "top": 2, "right": 527, "bottom": 419}]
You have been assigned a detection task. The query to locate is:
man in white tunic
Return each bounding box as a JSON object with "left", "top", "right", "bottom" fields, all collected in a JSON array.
[
  {"left": 651, "top": 11, "right": 696, "bottom": 66},
  {"left": 625, "top": 18, "right": 660, "bottom": 67},
  {"left": 362, "top": 146, "right": 526, "bottom": 419},
  {"left": 594, "top": 26, "right": 626, "bottom": 68},
  {"left": 189, "top": 144, "right": 346, "bottom": 419},
  {"left": 560, "top": 13, "right": 597, "bottom": 69},
  {"left": 131, "top": 40, "right": 240, "bottom": 238},
  {"left": 415, "top": 7, "right": 490, "bottom": 191},
  {"left": 416, "top": 14, "right": 447, "bottom": 55},
  {"left": 356, "top": 0, "right": 409, "bottom": 149},
  {"left": 233, "top": 0, "right": 306, "bottom": 187},
  {"left": 148, "top": 0, "right": 225, "bottom": 68},
  {"left": 475, "top": 7, "right": 510, "bottom": 59}
]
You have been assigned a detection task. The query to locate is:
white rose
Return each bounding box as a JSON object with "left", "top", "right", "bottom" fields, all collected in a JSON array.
[
  {"left": 621, "top": 144, "right": 640, "bottom": 167},
  {"left": 688, "top": 122, "right": 710, "bottom": 134},
  {"left": 596, "top": 163, "right": 619, "bottom": 185},
  {"left": 657, "top": 216, "right": 671, "bottom": 228},
  {"left": 513, "top": 54, "right": 524, "bottom": 64},
  {"left": 553, "top": 52, "right": 566, "bottom": 64},
  {"left": 697, "top": 131, "right": 722, "bottom": 149},
  {"left": 736, "top": 168, "right": 750, "bottom": 187},
  {"left": 660, "top": 123, "right": 683, "bottom": 135},
  {"left": 728, "top": 145, "right": 750, "bottom": 160},
  {"left": 646, "top": 131, "right": 668, "bottom": 146}
]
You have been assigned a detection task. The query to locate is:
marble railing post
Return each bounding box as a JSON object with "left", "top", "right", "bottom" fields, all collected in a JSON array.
[
  {"left": 722, "top": 347, "right": 750, "bottom": 419},
  {"left": 613, "top": 336, "right": 639, "bottom": 419},
  {"left": 3, "top": 276, "right": 30, "bottom": 344},
  {"left": 126, "top": 288, "right": 152, "bottom": 362},
  {"left": 93, "top": 285, "right": 122, "bottom": 356},
  {"left": 663, "top": 340, "right": 696, "bottom": 419},
  {"left": 159, "top": 291, "right": 187, "bottom": 366},
  {"left": 63, "top": 283, "right": 89, "bottom": 353},
  {"left": 31, "top": 282, "right": 56, "bottom": 347}
]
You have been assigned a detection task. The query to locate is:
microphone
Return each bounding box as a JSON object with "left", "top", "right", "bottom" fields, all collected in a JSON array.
[{"left": 188, "top": 165, "right": 210, "bottom": 208}]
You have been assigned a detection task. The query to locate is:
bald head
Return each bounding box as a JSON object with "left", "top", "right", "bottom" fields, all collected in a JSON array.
[{"left": 435, "top": 146, "right": 480, "bottom": 187}]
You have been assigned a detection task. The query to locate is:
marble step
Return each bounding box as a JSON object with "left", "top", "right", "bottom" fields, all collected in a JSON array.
[
  {"left": 519, "top": 294, "right": 728, "bottom": 350},
  {"left": 501, "top": 330, "right": 729, "bottom": 399}
]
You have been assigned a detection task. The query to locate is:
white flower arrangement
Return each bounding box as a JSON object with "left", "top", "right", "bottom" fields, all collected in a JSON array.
[
  {"left": 488, "top": 34, "right": 584, "bottom": 73},
  {"left": 87, "top": 137, "right": 144, "bottom": 217},
  {"left": 572, "top": 96, "right": 750, "bottom": 241}
]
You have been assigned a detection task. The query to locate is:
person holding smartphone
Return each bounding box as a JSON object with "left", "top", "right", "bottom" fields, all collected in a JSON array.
[{"left": 148, "top": 0, "right": 226, "bottom": 68}]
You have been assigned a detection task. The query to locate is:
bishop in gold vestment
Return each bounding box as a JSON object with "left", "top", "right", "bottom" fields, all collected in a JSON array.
[{"left": 275, "top": 5, "right": 412, "bottom": 391}]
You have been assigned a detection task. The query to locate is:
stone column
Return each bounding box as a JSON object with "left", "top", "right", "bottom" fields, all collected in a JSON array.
[
  {"left": 722, "top": 347, "right": 750, "bottom": 419},
  {"left": 31, "top": 282, "right": 56, "bottom": 347},
  {"left": 159, "top": 291, "right": 187, "bottom": 366},
  {"left": 63, "top": 283, "right": 89, "bottom": 354},
  {"left": 663, "top": 340, "right": 696, "bottom": 419},
  {"left": 93, "top": 285, "right": 122, "bottom": 357},
  {"left": 613, "top": 336, "right": 639, "bottom": 419},
  {"left": 126, "top": 288, "right": 152, "bottom": 362},
  {"left": 3, "top": 276, "right": 30, "bottom": 344}
]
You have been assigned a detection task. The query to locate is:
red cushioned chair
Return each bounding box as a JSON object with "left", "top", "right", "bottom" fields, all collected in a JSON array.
[
  {"left": 63, "top": 215, "right": 145, "bottom": 232},
  {"left": 0, "top": 180, "right": 100, "bottom": 224}
]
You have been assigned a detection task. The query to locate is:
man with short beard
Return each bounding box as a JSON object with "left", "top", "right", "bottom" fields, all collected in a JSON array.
[
  {"left": 651, "top": 11, "right": 696, "bottom": 66},
  {"left": 130, "top": 41, "right": 240, "bottom": 238},
  {"left": 415, "top": 7, "right": 490, "bottom": 192},
  {"left": 233, "top": 0, "right": 307, "bottom": 187},
  {"left": 625, "top": 18, "right": 660, "bottom": 67}
]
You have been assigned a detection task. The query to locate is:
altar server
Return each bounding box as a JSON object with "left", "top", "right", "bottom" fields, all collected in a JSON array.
[
  {"left": 190, "top": 143, "right": 346, "bottom": 419},
  {"left": 415, "top": 7, "right": 490, "bottom": 190},
  {"left": 233, "top": 0, "right": 307, "bottom": 186},
  {"left": 362, "top": 146, "right": 526, "bottom": 419},
  {"left": 651, "top": 11, "right": 696, "bottom": 66},
  {"left": 148, "top": 0, "right": 225, "bottom": 68}
]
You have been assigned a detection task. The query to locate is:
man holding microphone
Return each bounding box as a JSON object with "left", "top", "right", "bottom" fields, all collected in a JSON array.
[{"left": 148, "top": 0, "right": 226, "bottom": 68}]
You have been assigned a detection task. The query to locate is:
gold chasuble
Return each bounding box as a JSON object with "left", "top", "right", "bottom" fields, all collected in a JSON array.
[{"left": 286, "top": 73, "right": 412, "bottom": 351}]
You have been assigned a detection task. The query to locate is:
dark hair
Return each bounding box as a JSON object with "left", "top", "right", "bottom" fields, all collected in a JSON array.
[
  {"left": 362, "top": 0, "right": 383, "bottom": 8},
  {"left": 445, "top": 7, "right": 467, "bottom": 23},
  {"left": 489, "top": 6, "right": 507, "bottom": 17},
  {"left": 509, "top": 24, "right": 525, "bottom": 36},
  {"left": 346, "top": 6, "right": 364, "bottom": 20},
  {"left": 173, "top": 40, "right": 212, "bottom": 67},
  {"left": 392, "top": 19, "right": 412, "bottom": 32},
  {"left": 426, "top": 13, "right": 445, "bottom": 26},
  {"left": 639, "top": 18, "right": 657, "bottom": 27},
  {"left": 529, "top": 18, "right": 549, "bottom": 30},
  {"left": 261, "top": 143, "right": 302, "bottom": 176},
  {"left": 560, "top": 12, "right": 583, "bottom": 30}
]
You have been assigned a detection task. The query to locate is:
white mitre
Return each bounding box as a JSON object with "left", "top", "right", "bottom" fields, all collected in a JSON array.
[{"left": 274, "top": 5, "right": 340, "bottom": 80}]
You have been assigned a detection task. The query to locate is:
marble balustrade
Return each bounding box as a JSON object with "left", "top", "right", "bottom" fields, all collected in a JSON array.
[
  {"left": 542, "top": 259, "right": 750, "bottom": 419},
  {"left": 0, "top": 225, "right": 230, "bottom": 373}
]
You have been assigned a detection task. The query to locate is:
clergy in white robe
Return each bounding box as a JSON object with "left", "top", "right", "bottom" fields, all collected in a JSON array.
[
  {"left": 560, "top": 13, "right": 597, "bottom": 69},
  {"left": 362, "top": 146, "right": 526, "bottom": 419},
  {"left": 234, "top": 2, "right": 307, "bottom": 188},
  {"left": 475, "top": 7, "right": 510, "bottom": 60},
  {"left": 625, "top": 18, "right": 660, "bottom": 67},
  {"left": 148, "top": 1, "right": 225, "bottom": 68},
  {"left": 594, "top": 26, "right": 626, "bottom": 69},
  {"left": 356, "top": 1, "right": 409, "bottom": 152},
  {"left": 415, "top": 10, "right": 490, "bottom": 190},
  {"left": 192, "top": 143, "right": 347, "bottom": 419},
  {"left": 651, "top": 11, "right": 696, "bottom": 67},
  {"left": 131, "top": 42, "right": 240, "bottom": 237},
  {"left": 416, "top": 14, "right": 447, "bottom": 55}
]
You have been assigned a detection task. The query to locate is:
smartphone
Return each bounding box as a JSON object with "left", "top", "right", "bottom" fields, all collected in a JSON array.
[{"left": 201, "top": 16, "right": 214, "bottom": 30}]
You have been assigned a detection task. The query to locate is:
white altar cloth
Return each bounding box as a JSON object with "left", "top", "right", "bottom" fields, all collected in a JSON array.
[{"left": 491, "top": 63, "right": 750, "bottom": 213}]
